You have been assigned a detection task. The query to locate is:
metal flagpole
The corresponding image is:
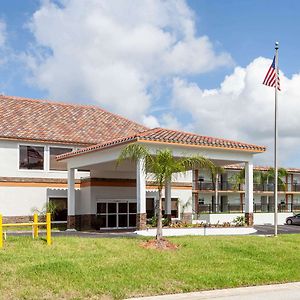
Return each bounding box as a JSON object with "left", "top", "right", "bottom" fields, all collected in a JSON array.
[{"left": 274, "top": 41, "right": 279, "bottom": 236}]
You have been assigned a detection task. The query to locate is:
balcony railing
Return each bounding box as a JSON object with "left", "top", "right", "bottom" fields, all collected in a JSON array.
[
  {"left": 195, "top": 181, "right": 244, "bottom": 191},
  {"left": 194, "top": 180, "right": 299, "bottom": 192},
  {"left": 195, "top": 203, "right": 300, "bottom": 214}
]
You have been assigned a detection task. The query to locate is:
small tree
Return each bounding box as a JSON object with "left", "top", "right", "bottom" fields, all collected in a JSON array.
[
  {"left": 265, "top": 167, "right": 288, "bottom": 191},
  {"left": 229, "top": 168, "right": 261, "bottom": 190},
  {"left": 118, "top": 144, "right": 215, "bottom": 242},
  {"left": 229, "top": 168, "right": 260, "bottom": 211}
]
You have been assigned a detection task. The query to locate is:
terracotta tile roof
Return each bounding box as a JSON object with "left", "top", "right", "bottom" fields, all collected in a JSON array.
[
  {"left": 137, "top": 128, "right": 266, "bottom": 152},
  {"left": 0, "top": 95, "right": 147, "bottom": 145},
  {"left": 57, "top": 127, "right": 266, "bottom": 161},
  {"left": 226, "top": 164, "right": 300, "bottom": 173}
]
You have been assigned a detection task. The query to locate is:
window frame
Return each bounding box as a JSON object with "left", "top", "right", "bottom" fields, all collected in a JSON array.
[
  {"left": 48, "top": 146, "right": 73, "bottom": 172},
  {"left": 96, "top": 199, "right": 136, "bottom": 229},
  {"left": 18, "top": 144, "right": 46, "bottom": 171}
]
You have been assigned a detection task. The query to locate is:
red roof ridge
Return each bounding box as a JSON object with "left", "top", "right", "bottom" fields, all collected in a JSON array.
[
  {"left": 137, "top": 127, "right": 161, "bottom": 137},
  {"left": 0, "top": 94, "right": 148, "bottom": 132}
]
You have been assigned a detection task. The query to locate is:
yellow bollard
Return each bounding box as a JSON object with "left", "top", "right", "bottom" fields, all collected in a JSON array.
[
  {"left": 0, "top": 214, "right": 3, "bottom": 249},
  {"left": 46, "top": 213, "right": 51, "bottom": 246},
  {"left": 33, "top": 213, "right": 38, "bottom": 239}
]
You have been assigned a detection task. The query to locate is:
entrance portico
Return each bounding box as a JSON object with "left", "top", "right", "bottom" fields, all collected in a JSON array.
[{"left": 58, "top": 128, "right": 265, "bottom": 230}]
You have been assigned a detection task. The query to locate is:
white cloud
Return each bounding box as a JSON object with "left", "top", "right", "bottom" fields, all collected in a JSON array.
[
  {"left": 172, "top": 57, "right": 300, "bottom": 167},
  {"left": 25, "top": 0, "right": 232, "bottom": 120},
  {"left": 142, "top": 115, "right": 160, "bottom": 128},
  {"left": 142, "top": 112, "right": 194, "bottom": 132}
]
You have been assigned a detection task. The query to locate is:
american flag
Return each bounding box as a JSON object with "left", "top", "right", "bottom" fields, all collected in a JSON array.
[{"left": 263, "top": 56, "right": 281, "bottom": 90}]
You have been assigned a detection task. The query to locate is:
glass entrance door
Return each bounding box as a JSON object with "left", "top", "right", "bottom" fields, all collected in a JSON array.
[{"left": 97, "top": 201, "right": 136, "bottom": 229}]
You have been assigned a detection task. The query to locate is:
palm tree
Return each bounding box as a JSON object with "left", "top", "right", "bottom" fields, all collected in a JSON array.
[
  {"left": 229, "top": 167, "right": 288, "bottom": 212},
  {"left": 117, "top": 144, "right": 215, "bottom": 242},
  {"left": 229, "top": 168, "right": 246, "bottom": 191},
  {"left": 256, "top": 171, "right": 269, "bottom": 191},
  {"left": 229, "top": 168, "right": 260, "bottom": 211},
  {"left": 265, "top": 167, "right": 288, "bottom": 191},
  {"left": 229, "top": 168, "right": 261, "bottom": 190}
]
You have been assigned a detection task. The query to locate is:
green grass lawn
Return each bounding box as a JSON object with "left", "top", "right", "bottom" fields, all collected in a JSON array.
[{"left": 0, "top": 235, "right": 299, "bottom": 300}]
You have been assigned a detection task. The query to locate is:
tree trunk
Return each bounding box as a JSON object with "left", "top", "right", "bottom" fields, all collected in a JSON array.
[{"left": 156, "top": 187, "right": 163, "bottom": 241}]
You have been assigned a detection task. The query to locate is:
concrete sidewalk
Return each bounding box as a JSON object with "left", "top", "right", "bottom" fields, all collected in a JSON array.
[{"left": 127, "top": 282, "right": 300, "bottom": 300}]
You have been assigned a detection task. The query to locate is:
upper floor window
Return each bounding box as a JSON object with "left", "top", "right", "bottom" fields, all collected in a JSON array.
[
  {"left": 49, "top": 147, "right": 72, "bottom": 171},
  {"left": 19, "top": 145, "right": 44, "bottom": 170}
]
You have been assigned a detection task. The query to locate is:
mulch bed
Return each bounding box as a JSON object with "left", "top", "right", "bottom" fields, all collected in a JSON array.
[{"left": 141, "top": 238, "right": 179, "bottom": 250}]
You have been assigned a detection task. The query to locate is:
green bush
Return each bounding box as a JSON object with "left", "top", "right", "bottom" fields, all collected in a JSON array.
[{"left": 233, "top": 216, "right": 246, "bottom": 226}]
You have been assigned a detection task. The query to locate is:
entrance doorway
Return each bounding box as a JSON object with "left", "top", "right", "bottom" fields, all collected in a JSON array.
[{"left": 96, "top": 200, "right": 137, "bottom": 229}]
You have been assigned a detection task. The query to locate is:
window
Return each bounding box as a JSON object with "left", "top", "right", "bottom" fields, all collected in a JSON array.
[
  {"left": 146, "top": 198, "right": 155, "bottom": 218},
  {"left": 162, "top": 198, "right": 178, "bottom": 218},
  {"left": 49, "top": 147, "right": 72, "bottom": 171},
  {"left": 49, "top": 198, "right": 67, "bottom": 221},
  {"left": 19, "top": 145, "right": 44, "bottom": 170},
  {"left": 96, "top": 201, "right": 136, "bottom": 228},
  {"left": 199, "top": 198, "right": 205, "bottom": 205}
]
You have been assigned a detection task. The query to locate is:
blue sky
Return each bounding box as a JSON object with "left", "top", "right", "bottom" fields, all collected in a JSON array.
[
  {"left": 189, "top": 0, "right": 300, "bottom": 74},
  {"left": 2, "top": 0, "right": 300, "bottom": 95},
  {"left": 0, "top": 0, "right": 300, "bottom": 167}
]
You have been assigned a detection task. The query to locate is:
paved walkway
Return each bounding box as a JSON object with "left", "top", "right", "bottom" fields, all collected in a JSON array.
[{"left": 127, "top": 282, "right": 300, "bottom": 300}]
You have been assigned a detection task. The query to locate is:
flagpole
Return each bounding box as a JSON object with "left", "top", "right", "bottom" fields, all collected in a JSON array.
[{"left": 274, "top": 41, "right": 279, "bottom": 237}]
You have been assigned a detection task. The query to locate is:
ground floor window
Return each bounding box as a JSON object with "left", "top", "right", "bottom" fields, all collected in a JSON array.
[
  {"left": 146, "top": 198, "right": 178, "bottom": 218},
  {"left": 146, "top": 198, "right": 155, "bottom": 218},
  {"left": 48, "top": 197, "right": 67, "bottom": 221},
  {"left": 96, "top": 201, "right": 136, "bottom": 229}
]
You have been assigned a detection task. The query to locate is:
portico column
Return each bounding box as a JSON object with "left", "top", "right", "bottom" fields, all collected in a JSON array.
[
  {"left": 245, "top": 161, "right": 254, "bottom": 226},
  {"left": 67, "top": 167, "right": 76, "bottom": 230},
  {"left": 136, "top": 158, "right": 146, "bottom": 230},
  {"left": 165, "top": 179, "right": 172, "bottom": 220}
]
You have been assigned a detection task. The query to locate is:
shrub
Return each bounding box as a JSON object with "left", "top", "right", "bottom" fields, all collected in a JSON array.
[{"left": 233, "top": 216, "right": 245, "bottom": 227}]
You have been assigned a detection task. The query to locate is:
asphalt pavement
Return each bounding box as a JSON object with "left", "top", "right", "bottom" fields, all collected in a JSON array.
[
  {"left": 5, "top": 224, "right": 300, "bottom": 238},
  {"left": 254, "top": 224, "right": 300, "bottom": 235}
]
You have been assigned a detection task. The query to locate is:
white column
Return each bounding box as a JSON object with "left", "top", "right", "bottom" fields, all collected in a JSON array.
[
  {"left": 245, "top": 161, "right": 253, "bottom": 214},
  {"left": 165, "top": 179, "right": 171, "bottom": 216},
  {"left": 68, "top": 168, "right": 76, "bottom": 216},
  {"left": 136, "top": 158, "right": 146, "bottom": 214}
]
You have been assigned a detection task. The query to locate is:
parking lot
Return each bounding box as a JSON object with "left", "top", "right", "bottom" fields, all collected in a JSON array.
[{"left": 254, "top": 224, "right": 300, "bottom": 235}]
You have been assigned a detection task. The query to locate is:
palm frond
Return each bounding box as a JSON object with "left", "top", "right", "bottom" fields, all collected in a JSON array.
[
  {"left": 116, "top": 143, "right": 150, "bottom": 167},
  {"left": 179, "top": 155, "right": 215, "bottom": 172}
]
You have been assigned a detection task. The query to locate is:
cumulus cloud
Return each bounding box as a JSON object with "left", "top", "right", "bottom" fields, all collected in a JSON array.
[
  {"left": 24, "top": 0, "right": 232, "bottom": 120},
  {"left": 142, "top": 112, "right": 193, "bottom": 131},
  {"left": 171, "top": 57, "right": 300, "bottom": 167}
]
